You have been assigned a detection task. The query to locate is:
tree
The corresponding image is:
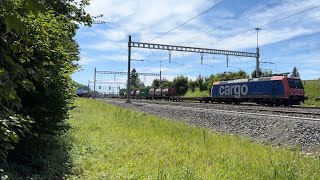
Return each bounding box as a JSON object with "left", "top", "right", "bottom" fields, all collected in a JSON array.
[
  {"left": 130, "top": 68, "right": 144, "bottom": 89},
  {"left": 119, "top": 88, "right": 126, "bottom": 97},
  {"left": 262, "top": 70, "right": 273, "bottom": 77},
  {"left": 206, "top": 70, "right": 249, "bottom": 90},
  {"left": 251, "top": 68, "right": 262, "bottom": 78},
  {"left": 161, "top": 79, "right": 173, "bottom": 87},
  {"left": 173, "top": 76, "right": 188, "bottom": 95},
  {"left": 151, "top": 79, "right": 160, "bottom": 89},
  {"left": 195, "top": 75, "right": 206, "bottom": 91},
  {"left": 251, "top": 69, "right": 272, "bottom": 78},
  {"left": 0, "top": 0, "right": 92, "bottom": 166},
  {"left": 291, "top": 67, "right": 300, "bottom": 78},
  {"left": 188, "top": 80, "right": 197, "bottom": 92}
]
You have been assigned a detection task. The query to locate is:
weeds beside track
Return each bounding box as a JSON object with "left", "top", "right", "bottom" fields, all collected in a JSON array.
[{"left": 67, "top": 98, "right": 320, "bottom": 179}]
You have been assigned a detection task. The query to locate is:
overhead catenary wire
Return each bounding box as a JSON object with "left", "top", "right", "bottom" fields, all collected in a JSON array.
[
  {"left": 202, "top": 4, "right": 320, "bottom": 47},
  {"left": 151, "top": 2, "right": 319, "bottom": 62},
  {"left": 235, "top": 13, "right": 320, "bottom": 48},
  {"left": 148, "top": 0, "right": 227, "bottom": 42},
  {"left": 134, "top": 0, "right": 275, "bottom": 68},
  {"left": 178, "top": 0, "right": 283, "bottom": 45},
  {"left": 131, "top": 1, "right": 320, "bottom": 80},
  {"left": 244, "top": 31, "right": 320, "bottom": 53}
]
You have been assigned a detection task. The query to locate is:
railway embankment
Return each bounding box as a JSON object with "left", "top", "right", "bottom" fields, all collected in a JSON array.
[
  {"left": 103, "top": 99, "right": 320, "bottom": 152},
  {"left": 66, "top": 98, "right": 320, "bottom": 179}
]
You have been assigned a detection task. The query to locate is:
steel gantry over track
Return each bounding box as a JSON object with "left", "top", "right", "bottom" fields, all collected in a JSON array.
[
  {"left": 126, "top": 35, "right": 260, "bottom": 103},
  {"left": 93, "top": 68, "right": 159, "bottom": 98}
]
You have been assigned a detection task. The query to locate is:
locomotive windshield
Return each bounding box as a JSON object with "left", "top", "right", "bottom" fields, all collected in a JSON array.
[{"left": 288, "top": 78, "right": 303, "bottom": 89}]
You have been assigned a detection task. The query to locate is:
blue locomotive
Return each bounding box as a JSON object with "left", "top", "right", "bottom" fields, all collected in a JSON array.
[{"left": 211, "top": 76, "right": 306, "bottom": 106}]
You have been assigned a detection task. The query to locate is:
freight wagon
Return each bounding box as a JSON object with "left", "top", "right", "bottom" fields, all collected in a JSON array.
[{"left": 136, "top": 88, "right": 151, "bottom": 99}]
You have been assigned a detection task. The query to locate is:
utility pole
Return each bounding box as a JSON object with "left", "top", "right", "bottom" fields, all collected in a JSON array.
[
  {"left": 159, "top": 61, "right": 162, "bottom": 87},
  {"left": 126, "top": 35, "right": 132, "bottom": 103},
  {"left": 255, "top": 27, "right": 261, "bottom": 78},
  {"left": 93, "top": 67, "right": 96, "bottom": 98}
]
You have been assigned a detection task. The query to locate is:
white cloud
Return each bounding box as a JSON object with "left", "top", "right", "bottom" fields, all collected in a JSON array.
[
  {"left": 81, "top": 41, "right": 125, "bottom": 51},
  {"left": 75, "top": 0, "right": 320, "bottom": 85}
]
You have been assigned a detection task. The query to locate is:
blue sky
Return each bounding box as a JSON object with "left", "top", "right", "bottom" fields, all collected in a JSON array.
[{"left": 73, "top": 0, "right": 320, "bottom": 90}]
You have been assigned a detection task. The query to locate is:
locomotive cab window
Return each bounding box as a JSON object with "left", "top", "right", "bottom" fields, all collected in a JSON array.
[{"left": 288, "top": 79, "right": 303, "bottom": 89}]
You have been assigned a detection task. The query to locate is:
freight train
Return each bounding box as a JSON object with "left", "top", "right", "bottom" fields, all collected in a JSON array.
[
  {"left": 125, "top": 87, "right": 179, "bottom": 101},
  {"left": 122, "top": 76, "right": 307, "bottom": 106}
]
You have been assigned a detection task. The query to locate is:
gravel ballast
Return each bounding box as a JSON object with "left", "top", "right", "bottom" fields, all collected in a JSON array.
[{"left": 102, "top": 99, "right": 320, "bottom": 151}]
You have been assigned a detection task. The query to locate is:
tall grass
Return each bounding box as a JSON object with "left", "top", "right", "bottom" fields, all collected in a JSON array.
[
  {"left": 304, "top": 80, "right": 320, "bottom": 106},
  {"left": 183, "top": 89, "right": 209, "bottom": 97},
  {"left": 67, "top": 98, "right": 320, "bottom": 179}
]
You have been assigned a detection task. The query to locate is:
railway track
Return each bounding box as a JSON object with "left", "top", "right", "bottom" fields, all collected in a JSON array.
[{"left": 104, "top": 98, "right": 320, "bottom": 120}]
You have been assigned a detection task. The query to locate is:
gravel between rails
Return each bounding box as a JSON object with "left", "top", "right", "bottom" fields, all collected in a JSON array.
[
  {"left": 101, "top": 98, "right": 320, "bottom": 152},
  {"left": 124, "top": 99, "right": 320, "bottom": 119}
]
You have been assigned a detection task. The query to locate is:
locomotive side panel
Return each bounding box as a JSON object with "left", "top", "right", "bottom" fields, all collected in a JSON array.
[
  {"left": 211, "top": 80, "right": 289, "bottom": 106},
  {"left": 212, "top": 81, "right": 285, "bottom": 99}
]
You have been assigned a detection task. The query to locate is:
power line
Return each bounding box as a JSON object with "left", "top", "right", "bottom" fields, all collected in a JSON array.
[
  {"left": 129, "top": 2, "right": 320, "bottom": 79},
  {"left": 261, "top": 31, "right": 320, "bottom": 49},
  {"left": 178, "top": 0, "right": 282, "bottom": 45},
  {"left": 237, "top": 13, "right": 320, "bottom": 47},
  {"left": 156, "top": 0, "right": 284, "bottom": 60},
  {"left": 259, "top": 4, "right": 320, "bottom": 28},
  {"left": 148, "top": 0, "right": 227, "bottom": 42},
  {"left": 203, "top": 4, "right": 320, "bottom": 47},
  {"left": 267, "top": 55, "right": 320, "bottom": 62}
]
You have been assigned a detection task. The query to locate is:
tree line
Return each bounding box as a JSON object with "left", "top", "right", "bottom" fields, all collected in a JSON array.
[{"left": 128, "top": 67, "right": 301, "bottom": 96}]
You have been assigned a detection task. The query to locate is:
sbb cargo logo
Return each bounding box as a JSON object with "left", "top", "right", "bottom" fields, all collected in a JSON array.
[{"left": 219, "top": 84, "right": 248, "bottom": 98}]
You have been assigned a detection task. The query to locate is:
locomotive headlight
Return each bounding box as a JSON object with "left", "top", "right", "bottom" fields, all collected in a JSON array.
[
  {"left": 301, "top": 93, "right": 304, "bottom": 96},
  {"left": 290, "top": 92, "right": 294, "bottom": 95}
]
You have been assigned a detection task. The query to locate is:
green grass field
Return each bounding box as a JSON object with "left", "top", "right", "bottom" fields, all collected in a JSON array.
[
  {"left": 66, "top": 98, "right": 320, "bottom": 179},
  {"left": 183, "top": 89, "right": 209, "bottom": 97},
  {"left": 303, "top": 80, "right": 320, "bottom": 106}
]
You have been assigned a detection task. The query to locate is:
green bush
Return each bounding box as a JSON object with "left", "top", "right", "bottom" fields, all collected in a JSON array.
[{"left": 0, "top": 0, "right": 92, "bottom": 165}]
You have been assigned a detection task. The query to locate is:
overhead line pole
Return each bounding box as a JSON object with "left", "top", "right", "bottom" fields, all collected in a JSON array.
[
  {"left": 255, "top": 27, "right": 261, "bottom": 78},
  {"left": 126, "top": 35, "right": 132, "bottom": 103},
  {"left": 159, "top": 61, "right": 162, "bottom": 87},
  {"left": 93, "top": 66, "right": 159, "bottom": 101},
  {"left": 93, "top": 67, "right": 96, "bottom": 98}
]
